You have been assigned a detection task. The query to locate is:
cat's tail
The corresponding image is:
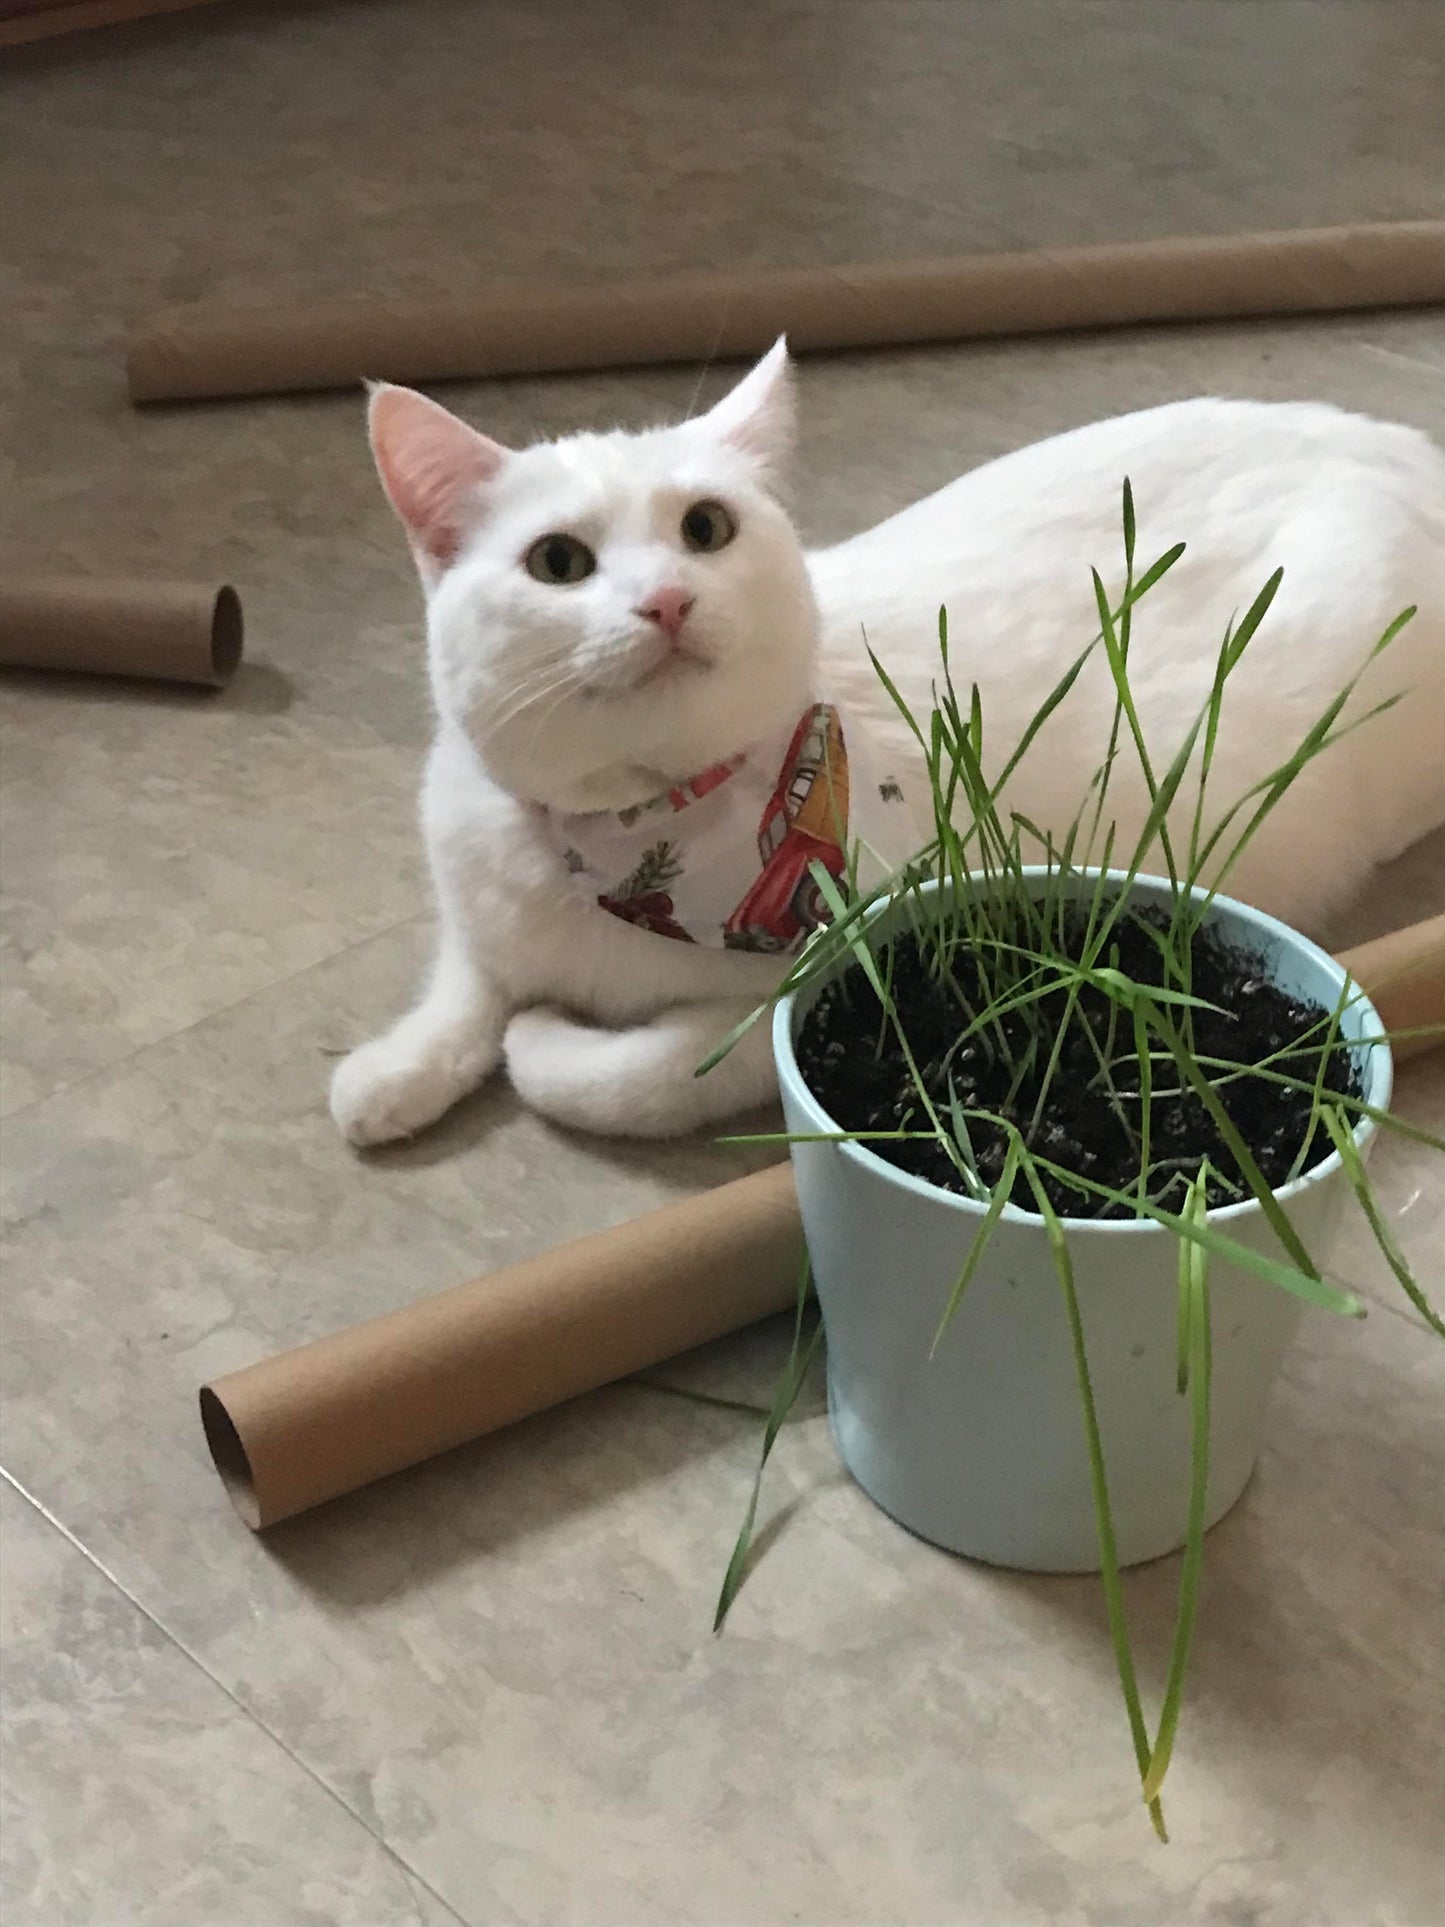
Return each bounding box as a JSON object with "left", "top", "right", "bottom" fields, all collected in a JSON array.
[{"left": 504, "top": 998, "right": 776, "bottom": 1137}]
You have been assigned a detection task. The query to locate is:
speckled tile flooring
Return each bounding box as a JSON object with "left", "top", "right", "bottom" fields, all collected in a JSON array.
[{"left": 2, "top": 4, "right": 1443, "bottom": 1922}]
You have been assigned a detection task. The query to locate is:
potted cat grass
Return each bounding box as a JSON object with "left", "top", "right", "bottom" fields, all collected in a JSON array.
[{"left": 709, "top": 489, "right": 1443, "bottom": 1837}]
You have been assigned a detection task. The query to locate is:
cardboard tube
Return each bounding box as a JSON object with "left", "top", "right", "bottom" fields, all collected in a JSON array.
[
  {"left": 129, "top": 221, "right": 1445, "bottom": 404},
  {"left": 0, "top": 0, "right": 225, "bottom": 49},
  {"left": 200, "top": 917, "right": 1442, "bottom": 1530},
  {"left": 1340, "top": 913, "right": 1445, "bottom": 1063},
  {"left": 201, "top": 1161, "right": 805, "bottom": 1528},
  {"left": 0, "top": 578, "right": 243, "bottom": 686}
]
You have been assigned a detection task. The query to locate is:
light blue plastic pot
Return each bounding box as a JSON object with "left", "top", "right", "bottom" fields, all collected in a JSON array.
[{"left": 774, "top": 873, "right": 1391, "bottom": 1572}]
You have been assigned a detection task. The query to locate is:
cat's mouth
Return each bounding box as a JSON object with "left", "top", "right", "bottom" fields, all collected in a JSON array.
[{"left": 585, "top": 635, "right": 713, "bottom": 700}]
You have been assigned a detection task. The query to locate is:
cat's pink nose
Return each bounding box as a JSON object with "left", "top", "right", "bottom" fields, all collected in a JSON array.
[{"left": 637, "top": 586, "right": 696, "bottom": 642}]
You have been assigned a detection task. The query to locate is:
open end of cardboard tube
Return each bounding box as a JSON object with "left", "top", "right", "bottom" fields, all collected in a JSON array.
[
  {"left": 210, "top": 585, "right": 245, "bottom": 682},
  {"left": 199, "top": 1386, "right": 262, "bottom": 1529}
]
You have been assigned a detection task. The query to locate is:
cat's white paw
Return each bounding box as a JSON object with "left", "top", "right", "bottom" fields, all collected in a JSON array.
[
  {"left": 505, "top": 1003, "right": 773, "bottom": 1137},
  {"left": 330, "top": 1028, "right": 500, "bottom": 1147},
  {"left": 506, "top": 1006, "right": 666, "bottom": 1135},
  {"left": 503, "top": 1007, "right": 610, "bottom": 1133}
]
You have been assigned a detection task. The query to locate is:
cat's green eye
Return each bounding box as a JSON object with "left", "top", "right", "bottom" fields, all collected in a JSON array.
[
  {"left": 525, "top": 533, "right": 597, "bottom": 586},
  {"left": 681, "top": 500, "right": 737, "bottom": 554}
]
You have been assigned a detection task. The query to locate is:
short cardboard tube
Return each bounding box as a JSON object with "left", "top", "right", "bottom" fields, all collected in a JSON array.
[{"left": 0, "top": 578, "right": 244, "bottom": 686}]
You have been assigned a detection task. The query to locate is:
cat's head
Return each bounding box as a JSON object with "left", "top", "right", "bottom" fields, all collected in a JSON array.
[{"left": 369, "top": 340, "right": 818, "bottom": 813}]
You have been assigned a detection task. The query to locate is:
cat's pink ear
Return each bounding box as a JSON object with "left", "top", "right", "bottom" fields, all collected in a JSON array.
[
  {"left": 368, "top": 383, "right": 509, "bottom": 569},
  {"left": 703, "top": 336, "right": 795, "bottom": 470}
]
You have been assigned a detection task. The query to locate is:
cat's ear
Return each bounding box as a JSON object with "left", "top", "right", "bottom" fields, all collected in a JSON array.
[
  {"left": 702, "top": 336, "right": 795, "bottom": 471},
  {"left": 368, "top": 383, "right": 509, "bottom": 571}
]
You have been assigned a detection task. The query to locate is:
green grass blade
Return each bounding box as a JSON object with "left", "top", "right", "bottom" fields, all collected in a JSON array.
[
  {"left": 1283, "top": 976, "right": 1351, "bottom": 1185},
  {"left": 808, "top": 861, "right": 889, "bottom": 1005},
  {"left": 1174, "top": 1212, "right": 1192, "bottom": 1396},
  {"left": 1321, "top": 1107, "right": 1444, "bottom": 1337},
  {"left": 1092, "top": 567, "right": 1177, "bottom": 884},
  {"left": 1192, "top": 603, "right": 1413, "bottom": 896},
  {"left": 987, "top": 638, "right": 1099, "bottom": 797},
  {"left": 1022, "top": 1145, "right": 1365, "bottom": 1316},
  {"left": 808, "top": 862, "right": 979, "bottom": 1191},
  {"left": 1134, "top": 1005, "right": 1153, "bottom": 1213},
  {"left": 1128, "top": 541, "right": 1187, "bottom": 600},
  {"left": 1122, "top": 476, "right": 1137, "bottom": 571},
  {"left": 1142, "top": 1171, "right": 1212, "bottom": 1805},
  {"left": 930, "top": 1137, "right": 1022, "bottom": 1355},
  {"left": 1135, "top": 1195, "right": 1361, "bottom": 1316},
  {"left": 1184, "top": 1059, "right": 1445, "bottom": 1155},
  {"left": 1019, "top": 1153, "right": 1167, "bottom": 1842},
  {"left": 1088, "top": 967, "right": 1222, "bottom": 1015},
  {"left": 696, "top": 1001, "right": 770, "bottom": 1077},
  {"left": 1223, "top": 568, "right": 1283, "bottom": 671},
  {"left": 867, "top": 644, "right": 929, "bottom": 754},
  {"left": 1125, "top": 708, "right": 1205, "bottom": 877},
  {"left": 1187, "top": 622, "right": 1236, "bottom": 886},
  {"left": 1143, "top": 999, "right": 1322, "bottom": 1283},
  {"left": 714, "top": 1253, "right": 824, "bottom": 1631}
]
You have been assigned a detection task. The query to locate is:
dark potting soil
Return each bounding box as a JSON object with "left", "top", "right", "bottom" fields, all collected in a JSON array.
[{"left": 796, "top": 905, "right": 1361, "bottom": 1220}]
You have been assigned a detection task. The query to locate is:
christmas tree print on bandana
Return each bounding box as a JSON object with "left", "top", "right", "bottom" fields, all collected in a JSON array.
[
  {"left": 549, "top": 704, "right": 850, "bottom": 955},
  {"left": 598, "top": 840, "right": 694, "bottom": 942}
]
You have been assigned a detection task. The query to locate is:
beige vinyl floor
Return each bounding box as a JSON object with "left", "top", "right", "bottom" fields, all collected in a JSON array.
[{"left": 2, "top": 3, "right": 1443, "bottom": 1922}]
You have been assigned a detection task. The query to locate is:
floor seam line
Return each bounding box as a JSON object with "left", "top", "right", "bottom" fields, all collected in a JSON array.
[{"left": 0, "top": 1466, "right": 471, "bottom": 1927}]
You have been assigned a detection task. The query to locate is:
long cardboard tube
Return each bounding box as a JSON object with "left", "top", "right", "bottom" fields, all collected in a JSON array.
[
  {"left": 130, "top": 221, "right": 1445, "bottom": 405},
  {"left": 1338, "top": 912, "right": 1445, "bottom": 1063},
  {"left": 201, "top": 916, "right": 1443, "bottom": 1529},
  {"left": 0, "top": 578, "right": 243, "bottom": 686},
  {"left": 0, "top": 0, "right": 225, "bottom": 49}
]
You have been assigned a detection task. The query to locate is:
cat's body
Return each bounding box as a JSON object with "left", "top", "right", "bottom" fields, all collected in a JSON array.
[
  {"left": 817, "top": 397, "right": 1445, "bottom": 909},
  {"left": 332, "top": 352, "right": 1445, "bottom": 1144}
]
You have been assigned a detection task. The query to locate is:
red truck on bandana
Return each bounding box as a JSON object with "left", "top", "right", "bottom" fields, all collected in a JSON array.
[{"left": 724, "top": 704, "right": 850, "bottom": 953}]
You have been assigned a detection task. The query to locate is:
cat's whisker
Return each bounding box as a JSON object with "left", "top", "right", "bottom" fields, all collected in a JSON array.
[
  {"left": 479, "top": 650, "right": 585, "bottom": 719},
  {"left": 484, "top": 635, "right": 661, "bottom": 739},
  {"left": 480, "top": 664, "right": 588, "bottom": 743},
  {"left": 488, "top": 668, "right": 573, "bottom": 721},
  {"left": 521, "top": 676, "right": 589, "bottom": 747},
  {"left": 681, "top": 302, "right": 734, "bottom": 424}
]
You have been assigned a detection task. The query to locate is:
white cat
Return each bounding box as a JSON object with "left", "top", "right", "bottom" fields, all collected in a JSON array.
[{"left": 331, "top": 341, "right": 1445, "bottom": 1144}]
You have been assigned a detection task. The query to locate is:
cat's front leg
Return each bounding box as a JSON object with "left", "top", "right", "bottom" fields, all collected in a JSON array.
[
  {"left": 504, "top": 997, "right": 776, "bottom": 1138},
  {"left": 330, "top": 918, "right": 506, "bottom": 1147}
]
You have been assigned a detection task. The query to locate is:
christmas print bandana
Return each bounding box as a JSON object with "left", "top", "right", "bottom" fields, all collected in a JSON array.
[{"left": 544, "top": 704, "right": 851, "bottom": 953}]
